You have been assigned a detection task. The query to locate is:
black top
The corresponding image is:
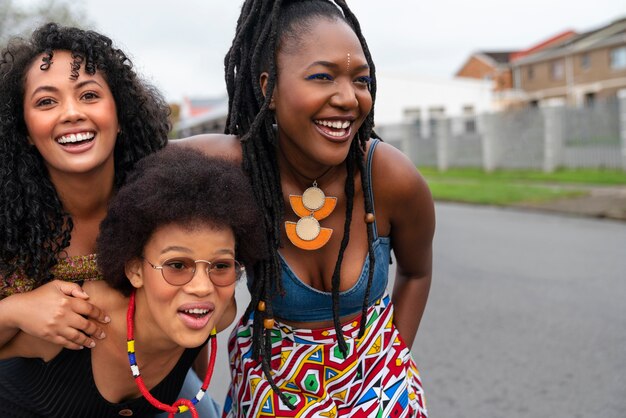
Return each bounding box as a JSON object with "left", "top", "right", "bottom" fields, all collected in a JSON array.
[{"left": 0, "top": 342, "right": 204, "bottom": 418}]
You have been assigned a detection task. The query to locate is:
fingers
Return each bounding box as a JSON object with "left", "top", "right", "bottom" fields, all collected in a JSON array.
[
  {"left": 52, "top": 312, "right": 105, "bottom": 350},
  {"left": 28, "top": 281, "right": 111, "bottom": 349},
  {"left": 56, "top": 281, "right": 89, "bottom": 300},
  {"left": 73, "top": 298, "right": 111, "bottom": 325}
]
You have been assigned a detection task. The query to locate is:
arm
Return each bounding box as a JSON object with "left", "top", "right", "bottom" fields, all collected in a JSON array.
[
  {"left": 0, "top": 280, "right": 110, "bottom": 351},
  {"left": 0, "top": 328, "right": 61, "bottom": 361},
  {"left": 374, "top": 143, "right": 435, "bottom": 348},
  {"left": 171, "top": 134, "right": 243, "bottom": 163}
]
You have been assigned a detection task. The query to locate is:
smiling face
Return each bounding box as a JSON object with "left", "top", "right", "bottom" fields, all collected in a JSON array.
[
  {"left": 22, "top": 50, "right": 119, "bottom": 181},
  {"left": 127, "top": 223, "right": 237, "bottom": 349},
  {"left": 267, "top": 17, "right": 373, "bottom": 173}
]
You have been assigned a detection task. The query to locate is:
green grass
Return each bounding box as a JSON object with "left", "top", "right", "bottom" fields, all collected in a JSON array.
[
  {"left": 427, "top": 180, "right": 585, "bottom": 205},
  {"left": 418, "top": 167, "right": 626, "bottom": 186},
  {"left": 416, "top": 167, "right": 625, "bottom": 205}
]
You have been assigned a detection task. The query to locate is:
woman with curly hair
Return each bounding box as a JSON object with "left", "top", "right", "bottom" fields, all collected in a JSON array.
[
  {"left": 181, "top": 0, "right": 434, "bottom": 416},
  {"left": 0, "top": 22, "right": 168, "bottom": 344},
  {"left": 0, "top": 23, "right": 221, "bottom": 416},
  {"left": 0, "top": 147, "right": 265, "bottom": 417}
]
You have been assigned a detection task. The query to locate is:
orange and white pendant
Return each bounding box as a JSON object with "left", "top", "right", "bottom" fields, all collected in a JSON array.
[{"left": 285, "top": 182, "right": 336, "bottom": 250}]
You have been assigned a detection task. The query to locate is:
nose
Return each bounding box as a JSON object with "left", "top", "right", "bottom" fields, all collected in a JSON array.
[
  {"left": 60, "top": 99, "right": 86, "bottom": 123},
  {"left": 330, "top": 79, "right": 358, "bottom": 110},
  {"left": 184, "top": 263, "right": 215, "bottom": 296}
]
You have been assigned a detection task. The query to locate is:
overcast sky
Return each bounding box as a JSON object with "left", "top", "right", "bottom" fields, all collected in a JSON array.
[{"left": 15, "top": 0, "right": 626, "bottom": 103}]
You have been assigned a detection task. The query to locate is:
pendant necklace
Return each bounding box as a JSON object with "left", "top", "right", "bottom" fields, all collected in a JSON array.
[
  {"left": 126, "top": 290, "right": 217, "bottom": 418},
  {"left": 284, "top": 166, "right": 337, "bottom": 250}
]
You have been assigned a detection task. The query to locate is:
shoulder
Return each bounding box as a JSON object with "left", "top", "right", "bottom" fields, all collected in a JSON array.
[
  {"left": 170, "top": 134, "right": 243, "bottom": 164},
  {"left": 369, "top": 140, "right": 431, "bottom": 202},
  {"left": 368, "top": 139, "right": 435, "bottom": 229}
]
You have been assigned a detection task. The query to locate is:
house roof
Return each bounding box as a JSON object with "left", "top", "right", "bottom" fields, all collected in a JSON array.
[
  {"left": 482, "top": 51, "right": 516, "bottom": 64},
  {"left": 454, "top": 51, "right": 516, "bottom": 76},
  {"left": 510, "top": 30, "right": 577, "bottom": 61},
  {"left": 512, "top": 16, "right": 626, "bottom": 66},
  {"left": 181, "top": 96, "right": 228, "bottom": 119}
]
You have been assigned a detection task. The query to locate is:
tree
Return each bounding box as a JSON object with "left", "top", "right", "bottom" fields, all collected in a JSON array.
[{"left": 0, "top": 0, "right": 90, "bottom": 47}]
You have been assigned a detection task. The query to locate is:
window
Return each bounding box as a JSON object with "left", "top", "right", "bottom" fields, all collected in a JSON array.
[
  {"left": 551, "top": 60, "right": 564, "bottom": 80},
  {"left": 428, "top": 107, "right": 445, "bottom": 137},
  {"left": 403, "top": 108, "right": 422, "bottom": 133},
  {"left": 462, "top": 105, "right": 476, "bottom": 134},
  {"left": 527, "top": 65, "right": 534, "bottom": 80},
  {"left": 403, "top": 108, "right": 421, "bottom": 124},
  {"left": 584, "top": 92, "right": 596, "bottom": 107},
  {"left": 580, "top": 53, "right": 591, "bottom": 70},
  {"left": 610, "top": 46, "right": 626, "bottom": 70}
]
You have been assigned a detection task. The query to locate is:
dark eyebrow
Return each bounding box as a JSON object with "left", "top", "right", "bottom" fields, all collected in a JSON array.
[
  {"left": 307, "top": 61, "right": 370, "bottom": 72},
  {"left": 30, "top": 85, "right": 58, "bottom": 99},
  {"left": 75, "top": 79, "right": 104, "bottom": 90},
  {"left": 160, "top": 246, "right": 235, "bottom": 257},
  {"left": 160, "top": 246, "right": 193, "bottom": 255},
  {"left": 29, "top": 79, "right": 104, "bottom": 100}
]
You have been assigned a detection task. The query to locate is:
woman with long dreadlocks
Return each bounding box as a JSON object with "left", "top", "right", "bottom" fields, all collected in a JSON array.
[{"left": 182, "top": 0, "right": 434, "bottom": 416}]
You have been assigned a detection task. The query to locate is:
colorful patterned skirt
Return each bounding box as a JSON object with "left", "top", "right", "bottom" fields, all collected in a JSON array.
[{"left": 223, "top": 294, "right": 428, "bottom": 417}]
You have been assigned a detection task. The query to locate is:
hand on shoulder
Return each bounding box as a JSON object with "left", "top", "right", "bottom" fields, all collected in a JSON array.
[{"left": 0, "top": 280, "right": 110, "bottom": 355}]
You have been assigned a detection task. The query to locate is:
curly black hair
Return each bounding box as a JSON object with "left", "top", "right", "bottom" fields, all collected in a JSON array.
[
  {"left": 97, "top": 147, "right": 266, "bottom": 295},
  {"left": 0, "top": 23, "right": 171, "bottom": 286},
  {"left": 224, "top": 0, "right": 378, "bottom": 406}
]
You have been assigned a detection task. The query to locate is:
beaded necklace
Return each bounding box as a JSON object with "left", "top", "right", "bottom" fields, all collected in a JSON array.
[{"left": 126, "top": 290, "right": 217, "bottom": 418}]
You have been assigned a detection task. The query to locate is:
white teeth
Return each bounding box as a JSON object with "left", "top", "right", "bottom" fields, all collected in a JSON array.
[
  {"left": 315, "top": 120, "right": 351, "bottom": 129},
  {"left": 57, "top": 132, "right": 95, "bottom": 144},
  {"left": 183, "top": 308, "right": 209, "bottom": 315}
]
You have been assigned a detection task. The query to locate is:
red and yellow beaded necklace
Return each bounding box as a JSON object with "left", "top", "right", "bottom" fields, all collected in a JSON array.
[{"left": 126, "top": 290, "right": 217, "bottom": 418}]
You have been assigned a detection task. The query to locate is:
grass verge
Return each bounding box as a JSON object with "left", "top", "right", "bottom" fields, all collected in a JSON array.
[
  {"left": 418, "top": 167, "right": 626, "bottom": 185},
  {"left": 427, "top": 180, "right": 586, "bottom": 205}
]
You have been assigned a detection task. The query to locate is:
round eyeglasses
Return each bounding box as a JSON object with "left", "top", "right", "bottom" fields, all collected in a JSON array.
[{"left": 142, "top": 257, "right": 244, "bottom": 287}]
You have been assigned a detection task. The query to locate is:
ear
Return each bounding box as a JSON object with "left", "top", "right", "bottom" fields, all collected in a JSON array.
[
  {"left": 26, "top": 136, "right": 34, "bottom": 145},
  {"left": 125, "top": 258, "right": 144, "bottom": 289},
  {"left": 259, "top": 72, "right": 275, "bottom": 110}
]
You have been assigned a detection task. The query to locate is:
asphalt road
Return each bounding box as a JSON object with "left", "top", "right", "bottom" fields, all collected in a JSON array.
[
  {"left": 209, "top": 203, "right": 626, "bottom": 417},
  {"left": 417, "top": 203, "right": 626, "bottom": 418}
]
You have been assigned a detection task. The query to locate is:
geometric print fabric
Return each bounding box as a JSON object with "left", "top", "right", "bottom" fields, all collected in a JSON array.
[{"left": 223, "top": 294, "right": 428, "bottom": 417}]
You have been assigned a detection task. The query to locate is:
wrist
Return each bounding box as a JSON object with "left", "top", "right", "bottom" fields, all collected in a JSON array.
[{"left": 0, "top": 293, "right": 23, "bottom": 337}]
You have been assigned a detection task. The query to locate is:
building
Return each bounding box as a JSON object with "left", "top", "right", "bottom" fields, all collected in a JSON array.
[
  {"left": 175, "top": 96, "right": 228, "bottom": 137},
  {"left": 456, "top": 32, "right": 579, "bottom": 109},
  {"left": 375, "top": 74, "right": 493, "bottom": 136},
  {"left": 455, "top": 51, "right": 517, "bottom": 91},
  {"left": 512, "top": 17, "right": 626, "bottom": 107}
]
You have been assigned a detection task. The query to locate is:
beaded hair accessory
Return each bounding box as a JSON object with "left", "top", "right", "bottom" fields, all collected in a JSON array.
[{"left": 126, "top": 290, "right": 217, "bottom": 418}]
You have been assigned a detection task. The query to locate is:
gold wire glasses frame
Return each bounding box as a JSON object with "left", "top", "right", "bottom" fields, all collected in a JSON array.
[{"left": 142, "top": 257, "right": 244, "bottom": 287}]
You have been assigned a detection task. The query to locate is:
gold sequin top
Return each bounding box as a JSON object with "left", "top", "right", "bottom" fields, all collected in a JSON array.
[{"left": 0, "top": 254, "right": 103, "bottom": 299}]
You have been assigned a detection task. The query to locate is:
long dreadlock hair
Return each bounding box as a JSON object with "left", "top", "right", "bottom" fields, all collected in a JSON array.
[
  {"left": 224, "top": 0, "right": 379, "bottom": 407},
  {"left": 0, "top": 23, "right": 170, "bottom": 288}
]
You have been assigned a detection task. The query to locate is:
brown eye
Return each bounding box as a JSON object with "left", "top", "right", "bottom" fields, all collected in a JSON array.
[
  {"left": 211, "top": 259, "right": 235, "bottom": 274},
  {"left": 165, "top": 259, "right": 193, "bottom": 272}
]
